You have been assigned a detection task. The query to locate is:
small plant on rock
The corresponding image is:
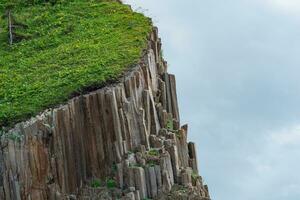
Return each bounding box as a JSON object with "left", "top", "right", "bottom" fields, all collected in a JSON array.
[
  {"left": 90, "top": 179, "right": 101, "bottom": 188},
  {"left": 106, "top": 178, "right": 116, "bottom": 189},
  {"left": 166, "top": 118, "right": 174, "bottom": 130},
  {"left": 191, "top": 171, "right": 199, "bottom": 182},
  {"left": 148, "top": 149, "right": 159, "bottom": 156}
]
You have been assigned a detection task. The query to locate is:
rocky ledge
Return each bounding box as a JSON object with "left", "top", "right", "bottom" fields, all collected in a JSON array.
[{"left": 0, "top": 28, "right": 210, "bottom": 200}]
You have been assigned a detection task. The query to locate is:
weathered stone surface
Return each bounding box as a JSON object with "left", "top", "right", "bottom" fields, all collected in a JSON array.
[
  {"left": 133, "top": 167, "right": 147, "bottom": 199},
  {"left": 160, "top": 151, "right": 174, "bottom": 193},
  {"left": 124, "top": 192, "right": 135, "bottom": 200},
  {"left": 176, "top": 125, "right": 190, "bottom": 168},
  {"left": 134, "top": 190, "right": 140, "bottom": 200},
  {"left": 188, "top": 142, "right": 199, "bottom": 173},
  {"left": 181, "top": 168, "right": 193, "bottom": 187},
  {"left": 148, "top": 166, "right": 158, "bottom": 198},
  {"left": 149, "top": 135, "right": 163, "bottom": 148},
  {"left": 135, "top": 152, "right": 146, "bottom": 166},
  {"left": 161, "top": 169, "right": 172, "bottom": 193},
  {"left": 116, "top": 163, "right": 124, "bottom": 189},
  {"left": 154, "top": 165, "right": 162, "bottom": 195},
  {"left": 166, "top": 145, "right": 180, "bottom": 183},
  {"left": 169, "top": 74, "right": 180, "bottom": 123}
]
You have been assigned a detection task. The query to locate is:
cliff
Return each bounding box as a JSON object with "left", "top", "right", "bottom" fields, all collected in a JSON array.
[{"left": 0, "top": 2, "right": 210, "bottom": 200}]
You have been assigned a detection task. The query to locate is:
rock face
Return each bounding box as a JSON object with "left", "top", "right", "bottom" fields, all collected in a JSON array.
[{"left": 0, "top": 28, "right": 210, "bottom": 200}]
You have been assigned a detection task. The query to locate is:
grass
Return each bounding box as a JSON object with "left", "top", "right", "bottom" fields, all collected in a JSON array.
[{"left": 0, "top": 0, "right": 152, "bottom": 128}]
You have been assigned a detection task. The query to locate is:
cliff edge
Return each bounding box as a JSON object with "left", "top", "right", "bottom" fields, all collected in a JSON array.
[{"left": 0, "top": 1, "right": 210, "bottom": 200}]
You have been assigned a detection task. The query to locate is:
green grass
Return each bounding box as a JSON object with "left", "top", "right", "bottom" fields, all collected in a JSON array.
[{"left": 0, "top": 0, "right": 152, "bottom": 128}]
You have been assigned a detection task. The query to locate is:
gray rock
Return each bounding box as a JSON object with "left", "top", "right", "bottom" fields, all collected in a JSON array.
[
  {"left": 133, "top": 167, "right": 148, "bottom": 199},
  {"left": 124, "top": 192, "right": 135, "bottom": 200},
  {"left": 148, "top": 166, "right": 158, "bottom": 198}
]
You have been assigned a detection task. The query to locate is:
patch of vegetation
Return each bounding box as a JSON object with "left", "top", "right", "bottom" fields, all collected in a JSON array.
[
  {"left": 166, "top": 118, "right": 174, "bottom": 130},
  {"left": 147, "top": 148, "right": 159, "bottom": 156},
  {"left": 175, "top": 130, "right": 181, "bottom": 139},
  {"left": 165, "top": 118, "right": 181, "bottom": 138},
  {"left": 90, "top": 179, "right": 101, "bottom": 188},
  {"left": 106, "top": 178, "right": 116, "bottom": 189},
  {"left": 191, "top": 171, "right": 199, "bottom": 181},
  {"left": 171, "top": 184, "right": 188, "bottom": 194},
  {"left": 0, "top": 0, "right": 152, "bottom": 127}
]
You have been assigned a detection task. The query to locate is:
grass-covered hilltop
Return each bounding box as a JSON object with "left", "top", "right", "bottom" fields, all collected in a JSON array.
[{"left": 0, "top": 0, "right": 152, "bottom": 128}]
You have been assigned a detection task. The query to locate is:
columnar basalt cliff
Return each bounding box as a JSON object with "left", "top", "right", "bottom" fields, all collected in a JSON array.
[{"left": 0, "top": 28, "right": 210, "bottom": 200}]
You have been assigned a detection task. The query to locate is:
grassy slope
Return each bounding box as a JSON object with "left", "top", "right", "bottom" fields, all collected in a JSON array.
[{"left": 0, "top": 0, "right": 152, "bottom": 127}]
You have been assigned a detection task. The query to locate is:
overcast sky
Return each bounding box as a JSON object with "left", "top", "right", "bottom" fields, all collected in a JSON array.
[{"left": 124, "top": 1, "right": 300, "bottom": 200}]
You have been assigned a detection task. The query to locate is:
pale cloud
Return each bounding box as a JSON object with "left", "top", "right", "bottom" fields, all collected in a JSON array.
[
  {"left": 269, "top": 125, "right": 300, "bottom": 145},
  {"left": 264, "top": 0, "right": 300, "bottom": 15},
  {"left": 243, "top": 125, "right": 300, "bottom": 199}
]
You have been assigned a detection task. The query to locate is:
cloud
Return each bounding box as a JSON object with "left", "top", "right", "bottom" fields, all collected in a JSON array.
[
  {"left": 269, "top": 0, "right": 300, "bottom": 8},
  {"left": 264, "top": 0, "right": 300, "bottom": 15},
  {"left": 244, "top": 125, "right": 300, "bottom": 199},
  {"left": 270, "top": 125, "right": 300, "bottom": 145}
]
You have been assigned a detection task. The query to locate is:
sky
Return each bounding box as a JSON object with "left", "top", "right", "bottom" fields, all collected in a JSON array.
[{"left": 123, "top": 0, "right": 300, "bottom": 200}]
